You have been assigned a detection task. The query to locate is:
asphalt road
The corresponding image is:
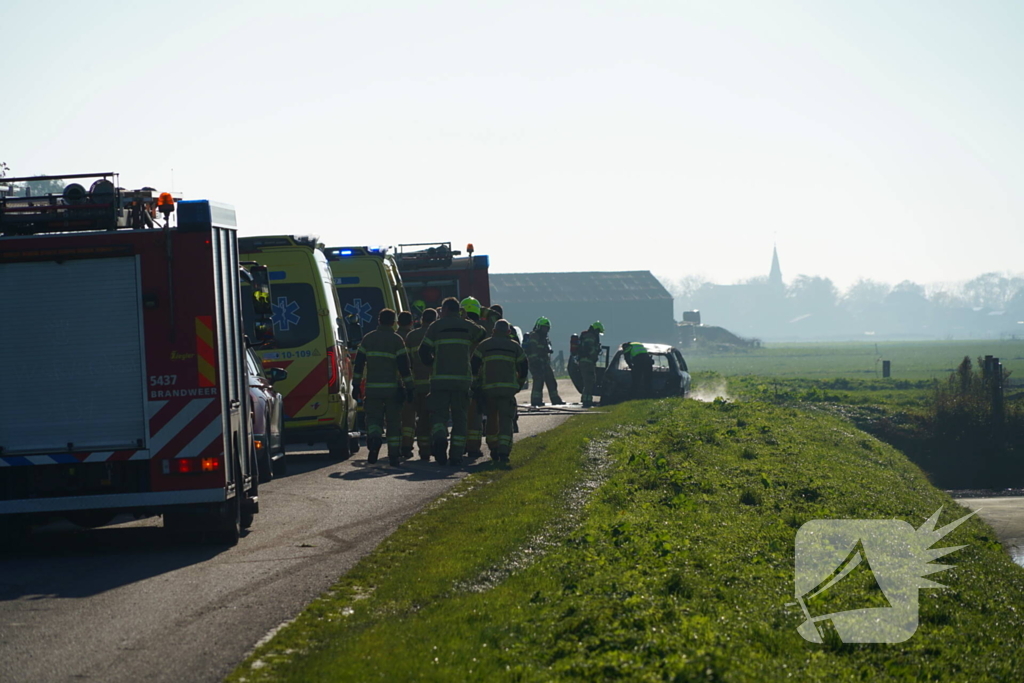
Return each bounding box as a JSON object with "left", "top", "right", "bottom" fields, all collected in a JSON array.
[
  {"left": 0, "top": 381, "right": 584, "bottom": 683},
  {"left": 954, "top": 497, "right": 1024, "bottom": 566}
]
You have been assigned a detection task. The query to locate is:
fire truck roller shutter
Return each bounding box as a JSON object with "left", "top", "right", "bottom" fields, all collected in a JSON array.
[{"left": 0, "top": 256, "right": 146, "bottom": 454}]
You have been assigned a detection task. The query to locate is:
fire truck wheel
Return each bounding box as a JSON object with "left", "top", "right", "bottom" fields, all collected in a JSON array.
[
  {"left": 242, "top": 452, "right": 258, "bottom": 531},
  {"left": 328, "top": 431, "right": 351, "bottom": 460},
  {"left": 257, "top": 447, "right": 273, "bottom": 484},
  {"left": 210, "top": 483, "right": 241, "bottom": 545},
  {"left": 241, "top": 497, "right": 256, "bottom": 531},
  {"left": 272, "top": 456, "right": 288, "bottom": 478},
  {"left": 0, "top": 517, "right": 31, "bottom": 550},
  {"left": 64, "top": 510, "right": 117, "bottom": 529}
]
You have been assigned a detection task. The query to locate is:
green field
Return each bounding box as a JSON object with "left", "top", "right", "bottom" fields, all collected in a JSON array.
[{"left": 685, "top": 340, "right": 1024, "bottom": 381}]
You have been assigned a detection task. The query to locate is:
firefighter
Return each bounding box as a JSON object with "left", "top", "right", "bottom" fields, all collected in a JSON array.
[
  {"left": 404, "top": 307, "right": 436, "bottom": 460},
  {"left": 525, "top": 317, "right": 563, "bottom": 406},
  {"left": 420, "top": 297, "right": 486, "bottom": 466},
  {"left": 459, "top": 296, "right": 487, "bottom": 457},
  {"left": 397, "top": 310, "right": 414, "bottom": 338},
  {"left": 478, "top": 304, "right": 497, "bottom": 337},
  {"left": 396, "top": 310, "right": 416, "bottom": 458},
  {"left": 352, "top": 309, "right": 415, "bottom": 467},
  {"left": 412, "top": 299, "right": 427, "bottom": 324},
  {"left": 578, "top": 321, "right": 604, "bottom": 407},
  {"left": 490, "top": 305, "right": 516, "bottom": 340},
  {"left": 472, "top": 319, "right": 528, "bottom": 463},
  {"left": 490, "top": 303, "right": 521, "bottom": 433},
  {"left": 622, "top": 341, "right": 654, "bottom": 399}
]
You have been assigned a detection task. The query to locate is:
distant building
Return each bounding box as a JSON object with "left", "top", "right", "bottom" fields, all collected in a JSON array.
[
  {"left": 685, "top": 246, "right": 790, "bottom": 338},
  {"left": 490, "top": 271, "right": 676, "bottom": 355},
  {"left": 768, "top": 244, "right": 783, "bottom": 291}
]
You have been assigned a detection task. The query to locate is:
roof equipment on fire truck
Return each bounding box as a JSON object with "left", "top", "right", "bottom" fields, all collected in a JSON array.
[
  {"left": 394, "top": 242, "right": 459, "bottom": 270},
  {"left": 0, "top": 172, "right": 192, "bottom": 235}
]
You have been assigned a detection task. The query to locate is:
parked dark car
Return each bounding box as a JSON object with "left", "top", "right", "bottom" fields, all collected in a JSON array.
[
  {"left": 599, "top": 343, "right": 691, "bottom": 405},
  {"left": 246, "top": 347, "right": 287, "bottom": 482}
]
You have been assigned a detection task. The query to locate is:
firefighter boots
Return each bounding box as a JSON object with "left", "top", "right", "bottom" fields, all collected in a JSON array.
[
  {"left": 367, "top": 435, "right": 382, "bottom": 464},
  {"left": 432, "top": 434, "right": 448, "bottom": 465}
]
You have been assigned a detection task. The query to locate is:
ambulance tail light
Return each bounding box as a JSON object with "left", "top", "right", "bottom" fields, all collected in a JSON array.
[{"left": 326, "top": 347, "right": 340, "bottom": 393}]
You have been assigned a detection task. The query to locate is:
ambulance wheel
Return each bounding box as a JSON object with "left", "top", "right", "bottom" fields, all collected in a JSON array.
[
  {"left": 328, "top": 431, "right": 350, "bottom": 460},
  {"left": 348, "top": 433, "right": 361, "bottom": 455}
]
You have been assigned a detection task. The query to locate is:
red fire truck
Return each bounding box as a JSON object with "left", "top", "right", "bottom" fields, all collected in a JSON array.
[
  {"left": 0, "top": 172, "right": 268, "bottom": 545},
  {"left": 394, "top": 242, "right": 491, "bottom": 315}
]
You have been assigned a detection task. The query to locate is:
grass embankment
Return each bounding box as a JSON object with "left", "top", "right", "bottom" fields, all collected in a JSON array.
[
  {"left": 702, "top": 372, "right": 1024, "bottom": 489},
  {"left": 231, "top": 400, "right": 1024, "bottom": 681}
]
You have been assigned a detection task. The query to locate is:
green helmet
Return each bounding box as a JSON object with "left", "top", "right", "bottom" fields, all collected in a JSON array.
[
  {"left": 460, "top": 296, "right": 481, "bottom": 317},
  {"left": 591, "top": 321, "right": 605, "bottom": 334},
  {"left": 535, "top": 316, "right": 550, "bottom": 328}
]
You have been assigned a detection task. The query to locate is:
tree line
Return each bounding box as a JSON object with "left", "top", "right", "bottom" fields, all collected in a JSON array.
[{"left": 661, "top": 273, "right": 1024, "bottom": 340}]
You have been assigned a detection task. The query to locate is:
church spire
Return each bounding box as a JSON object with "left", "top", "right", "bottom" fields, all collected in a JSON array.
[{"left": 768, "top": 244, "right": 783, "bottom": 289}]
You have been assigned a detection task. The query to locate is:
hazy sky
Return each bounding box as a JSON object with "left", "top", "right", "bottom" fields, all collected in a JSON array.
[{"left": 3, "top": 1, "right": 1021, "bottom": 291}]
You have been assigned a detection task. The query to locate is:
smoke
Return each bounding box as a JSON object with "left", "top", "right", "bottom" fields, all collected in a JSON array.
[{"left": 691, "top": 377, "right": 731, "bottom": 402}]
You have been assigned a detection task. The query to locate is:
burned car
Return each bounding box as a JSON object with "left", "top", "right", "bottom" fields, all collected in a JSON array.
[{"left": 571, "top": 342, "right": 690, "bottom": 405}]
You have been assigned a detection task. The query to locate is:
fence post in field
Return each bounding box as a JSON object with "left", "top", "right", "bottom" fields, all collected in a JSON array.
[
  {"left": 984, "top": 355, "right": 1005, "bottom": 436},
  {"left": 993, "top": 356, "right": 1005, "bottom": 432}
]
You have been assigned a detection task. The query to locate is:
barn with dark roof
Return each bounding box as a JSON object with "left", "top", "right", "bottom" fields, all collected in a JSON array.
[{"left": 489, "top": 271, "right": 676, "bottom": 357}]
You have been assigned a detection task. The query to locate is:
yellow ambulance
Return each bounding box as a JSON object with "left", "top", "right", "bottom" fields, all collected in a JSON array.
[
  {"left": 324, "top": 246, "right": 410, "bottom": 337},
  {"left": 239, "top": 236, "right": 358, "bottom": 459}
]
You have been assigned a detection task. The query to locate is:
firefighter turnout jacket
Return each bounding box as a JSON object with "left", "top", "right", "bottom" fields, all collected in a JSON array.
[
  {"left": 353, "top": 326, "right": 413, "bottom": 397},
  {"left": 405, "top": 325, "right": 432, "bottom": 394},
  {"left": 623, "top": 341, "right": 650, "bottom": 366},
  {"left": 419, "top": 315, "right": 486, "bottom": 390},
  {"left": 525, "top": 326, "right": 553, "bottom": 362},
  {"left": 579, "top": 328, "right": 601, "bottom": 364},
  {"left": 472, "top": 335, "right": 528, "bottom": 394}
]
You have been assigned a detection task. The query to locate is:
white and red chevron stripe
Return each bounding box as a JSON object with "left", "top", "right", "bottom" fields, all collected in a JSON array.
[
  {"left": 0, "top": 398, "right": 225, "bottom": 467},
  {"left": 0, "top": 450, "right": 141, "bottom": 467}
]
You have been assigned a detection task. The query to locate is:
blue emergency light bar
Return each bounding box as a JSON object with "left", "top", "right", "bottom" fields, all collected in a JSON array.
[
  {"left": 324, "top": 245, "right": 389, "bottom": 260},
  {"left": 324, "top": 247, "right": 361, "bottom": 259},
  {"left": 177, "top": 200, "right": 237, "bottom": 232}
]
